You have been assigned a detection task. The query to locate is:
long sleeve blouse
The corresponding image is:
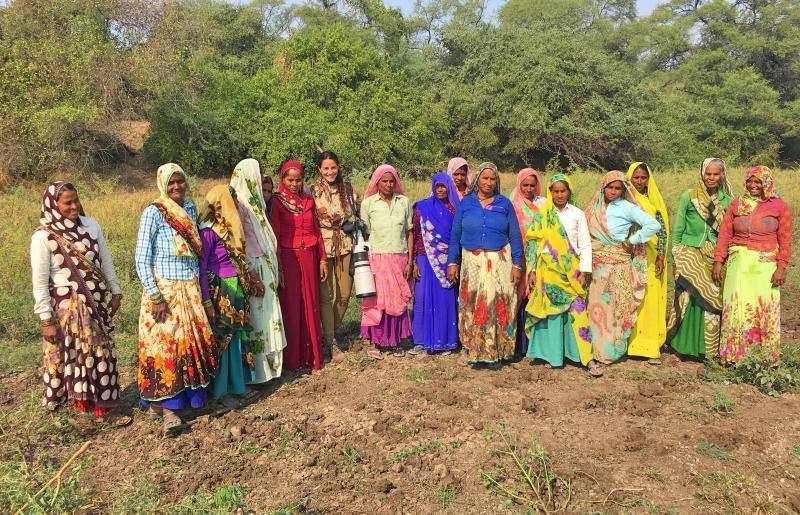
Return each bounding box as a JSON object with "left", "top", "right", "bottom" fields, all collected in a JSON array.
[
  {"left": 198, "top": 228, "right": 238, "bottom": 302},
  {"left": 671, "top": 189, "right": 733, "bottom": 248},
  {"left": 411, "top": 202, "right": 456, "bottom": 259},
  {"left": 134, "top": 202, "right": 200, "bottom": 296},
  {"left": 556, "top": 204, "right": 593, "bottom": 273},
  {"left": 713, "top": 198, "right": 792, "bottom": 268},
  {"left": 446, "top": 193, "right": 523, "bottom": 266},
  {"left": 31, "top": 216, "right": 122, "bottom": 320},
  {"left": 605, "top": 199, "right": 661, "bottom": 245},
  {"left": 270, "top": 198, "right": 327, "bottom": 260}
]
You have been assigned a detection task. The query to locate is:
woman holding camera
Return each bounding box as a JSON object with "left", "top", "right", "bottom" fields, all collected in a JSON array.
[
  {"left": 310, "top": 151, "right": 359, "bottom": 360},
  {"left": 360, "top": 164, "right": 414, "bottom": 358}
]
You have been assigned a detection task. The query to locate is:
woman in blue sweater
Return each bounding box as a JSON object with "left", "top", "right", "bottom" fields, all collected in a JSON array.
[{"left": 446, "top": 163, "right": 523, "bottom": 366}]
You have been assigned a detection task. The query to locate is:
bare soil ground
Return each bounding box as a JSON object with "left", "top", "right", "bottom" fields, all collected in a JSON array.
[{"left": 3, "top": 298, "right": 800, "bottom": 514}]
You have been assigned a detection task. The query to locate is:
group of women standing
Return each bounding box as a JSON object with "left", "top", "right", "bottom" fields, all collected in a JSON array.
[{"left": 31, "top": 153, "right": 791, "bottom": 429}]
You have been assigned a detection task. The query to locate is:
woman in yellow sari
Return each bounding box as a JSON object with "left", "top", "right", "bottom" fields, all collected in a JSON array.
[
  {"left": 626, "top": 162, "right": 669, "bottom": 364},
  {"left": 524, "top": 174, "right": 593, "bottom": 369}
]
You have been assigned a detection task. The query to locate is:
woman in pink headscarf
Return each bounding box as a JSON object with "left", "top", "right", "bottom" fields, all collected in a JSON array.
[
  {"left": 270, "top": 160, "right": 328, "bottom": 371},
  {"left": 509, "top": 168, "right": 544, "bottom": 354},
  {"left": 447, "top": 157, "right": 473, "bottom": 200},
  {"left": 360, "top": 164, "right": 414, "bottom": 358}
]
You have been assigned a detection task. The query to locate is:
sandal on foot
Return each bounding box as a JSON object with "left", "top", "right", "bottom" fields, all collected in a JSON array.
[
  {"left": 408, "top": 345, "right": 425, "bottom": 356},
  {"left": 392, "top": 348, "right": 406, "bottom": 358},
  {"left": 587, "top": 360, "right": 604, "bottom": 377},
  {"left": 240, "top": 388, "right": 261, "bottom": 403},
  {"left": 367, "top": 348, "right": 384, "bottom": 360},
  {"left": 648, "top": 358, "right": 662, "bottom": 366},
  {"left": 148, "top": 406, "right": 164, "bottom": 421},
  {"left": 163, "top": 412, "right": 184, "bottom": 435},
  {"left": 440, "top": 350, "right": 452, "bottom": 356}
]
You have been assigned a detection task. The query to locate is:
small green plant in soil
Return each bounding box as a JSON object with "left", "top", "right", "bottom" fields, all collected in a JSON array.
[
  {"left": 388, "top": 441, "right": 442, "bottom": 464},
  {"left": 436, "top": 485, "right": 457, "bottom": 508},
  {"left": 697, "top": 441, "right": 737, "bottom": 462},
  {"left": 707, "top": 388, "right": 736, "bottom": 414}
]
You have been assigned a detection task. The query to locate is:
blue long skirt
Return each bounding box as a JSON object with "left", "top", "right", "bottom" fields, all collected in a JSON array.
[{"left": 411, "top": 255, "right": 458, "bottom": 352}]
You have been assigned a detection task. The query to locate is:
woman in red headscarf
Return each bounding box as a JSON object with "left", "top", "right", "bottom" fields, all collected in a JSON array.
[{"left": 270, "top": 160, "right": 328, "bottom": 371}]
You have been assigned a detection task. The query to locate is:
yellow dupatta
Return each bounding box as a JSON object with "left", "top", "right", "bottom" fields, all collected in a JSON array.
[
  {"left": 151, "top": 163, "right": 202, "bottom": 257},
  {"left": 524, "top": 174, "right": 593, "bottom": 365},
  {"left": 198, "top": 184, "right": 252, "bottom": 292},
  {"left": 626, "top": 162, "right": 669, "bottom": 248}
]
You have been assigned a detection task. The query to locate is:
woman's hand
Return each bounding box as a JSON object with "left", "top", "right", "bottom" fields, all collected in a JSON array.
[
  {"left": 623, "top": 239, "right": 634, "bottom": 255},
  {"left": 278, "top": 270, "right": 285, "bottom": 289},
  {"left": 577, "top": 272, "right": 589, "bottom": 288},
  {"left": 42, "top": 322, "right": 58, "bottom": 344},
  {"left": 204, "top": 304, "right": 216, "bottom": 326},
  {"left": 320, "top": 261, "right": 328, "bottom": 282},
  {"left": 412, "top": 262, "right": 421, "bottom": 281},
  {"left": 712, "top": 262, "right": 724, "bottom": 284},
  {"left": 109, "top": 294, "right": 122, "bottom": 318},
  {"left": 447, "top": 264, "right": 459, "bottom": 284},
  {"left": 248, "top": 269, "right": 266, "bottom": 296},
  {"left": 152, "top": 299, "right": 169, "bottom": 323},
  {"left": 403, "top": 260, "right": 414, "bottom": 281},
  {"left": 771, "top": 266, "right": 786, "bottom": 287},
  {"left": 526, "top": 270, "right": 536, "bottom": 292},
  {"left": 655, "top": 256, "right": 665, "bottom": 277},
  {"left": 511, "top": 266, "right": 523, "bottom": 286}
]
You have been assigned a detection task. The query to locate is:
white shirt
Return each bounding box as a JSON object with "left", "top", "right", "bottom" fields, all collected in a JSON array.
[
  {"left": 31, "top": 216, "right": 122, "bottom": 320},
  {"left": 554, "top": 204, "right": 592, "bottom": 273}
]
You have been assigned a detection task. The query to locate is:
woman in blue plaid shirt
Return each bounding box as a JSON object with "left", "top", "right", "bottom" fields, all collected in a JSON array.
[{"left": 134, "top": 163, "right": 220, "bottom": 433}]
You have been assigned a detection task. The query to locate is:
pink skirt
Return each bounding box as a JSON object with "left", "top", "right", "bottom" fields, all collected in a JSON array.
[{"left": 361, "top": 253, "right": 412, "bottom": 347}]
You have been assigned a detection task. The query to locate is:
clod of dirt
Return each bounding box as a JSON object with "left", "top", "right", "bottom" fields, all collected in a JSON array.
[
  {"left": 230, "top": 426, "right": 245, "bottom": 439},
  {"left": 433, "top": 463, "right": 448, "bottom": 479},
  {"left": 638, "top": 383, "right": 663, "bottom": 398},
  {"left": 390, "top": 462, "right": 404, "bottom": 473},
  {"left": 521, "top": 399, "right": 538, "bottom": 413},
  {"left": 623, "top": 428, "right": 648, "bottom": 451},
  {"left": 373, "top": 478, "right": 395, "bottom": 493},
  {"left": 304, "top": 455, "right": 318, "bottom": 467}
]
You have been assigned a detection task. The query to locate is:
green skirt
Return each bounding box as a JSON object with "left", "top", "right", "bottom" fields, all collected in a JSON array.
[
  {"left": 207, "top": 274, "right": 254, "bottom": 399},
  {"left": 526, "top": 312, "right": 582, "bottom": 367}
]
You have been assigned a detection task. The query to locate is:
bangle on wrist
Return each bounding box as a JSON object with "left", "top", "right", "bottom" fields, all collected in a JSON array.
[
  {"left": 41, "top": 317, "right": 57, "bottom": 327},
  {"left": 150, "top": 292, "right": 164, "bottom": 304},
  {"left": 202, "top": 299, "right": 213, "bottom": 308}
]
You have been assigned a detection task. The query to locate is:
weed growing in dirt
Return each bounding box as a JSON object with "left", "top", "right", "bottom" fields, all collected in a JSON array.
[
  {"left": 164, "top": 484, "right": 247, "bottom": 514},
  {"left": 271, "top": 496, "right": 314, "bottom": 515},
  {"left": 388, "top": 441, "right": 442, "bottom": 464},
  {"left": 703, "top": 345, "right": 800, "bottom": 397},
  {"left": 790, "top": 444, "right": 800, "bottom": 457},
  {"left": 436, "top": 484, "right": 458, "bottom": 508},
  {"left": 480, "top": 433, "right": 572, "bottom": 512},
  {"left": 693, "top": 472, "right": 787, "bottom": 514},
  {"left": 404, "top": 367, "right": 433, "bottom": 383},
  {"left": 707, "top": 388, "right": 736, "bottom": 415},
  {"left": 697, "top": 441, "right": 737, "bottom": 461},
  {"left": 341, "top": 443, "right": 362, "bottom": 471},
  {"left": 644, "top": 467, "right": 669, "bottom": 485},
  {"left": 449, "top": 439, "right": 463, "bottom": 449}
]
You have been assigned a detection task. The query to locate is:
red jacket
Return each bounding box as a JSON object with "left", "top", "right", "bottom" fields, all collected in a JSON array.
[
  {"left": 270, "top": 195, "right": 327, "bottom": 259},
  {"left": 714, "top": 197, "right": 792, "bottom": 268}
]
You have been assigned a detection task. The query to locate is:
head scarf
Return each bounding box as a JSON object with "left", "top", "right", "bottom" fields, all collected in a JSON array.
[
  {"left": 584, "top": 170, "right": 641, "bottom": 245},
  {"left": 509, "top": 168, "right": 542, "bottom": 238},
  {"left": 38, "top": 182, "right": 113, "bottom": 336},
  {"left": 447, "top": 157, "right": 473, "bottom": 197},
  {"left": 469, "top": 162, "right": 501, "bottom": 196},
  {"left": 546, "top": 173, "right": 576, "bottom": 207},
  {"left": 739, "top": 165, "right": 777, "bottom": 216},
  {"left": 151, "top": 163, "right": 202, "bottom": 257},
  {"left": 365, "top": 164, "right": 404, "bottom": 198},
  {"left": 416, "top": 173, "right": 460, "bottom": 288},
  {"left": 692, "top": 157, "right": 731, "bottom": 232},
  {"left": 275, "top": 160, "right": 311, "bottom": 215},
  {"left": 230, "top": 159, "right": 279, "bottom": 276},
  {"left": 198, "top": 184, "right": 251, "bottom": 290},
  {"left": 626, "top": 162, "right": 669, "bottom": 244}
]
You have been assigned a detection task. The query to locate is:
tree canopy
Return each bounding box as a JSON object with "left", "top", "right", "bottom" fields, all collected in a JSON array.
[{"left": 0, "top": 0, "right": 798, "bottom": 181}]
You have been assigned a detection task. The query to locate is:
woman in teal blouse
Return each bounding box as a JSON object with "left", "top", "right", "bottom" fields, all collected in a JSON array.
[{"left": 667, "top": 158, "right": 733, "bottom": 359}]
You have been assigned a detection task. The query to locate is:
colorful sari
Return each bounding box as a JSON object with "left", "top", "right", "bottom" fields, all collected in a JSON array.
[
  {"left": 36, "top": 182, "right": 120, "bottom": 415},
  {"left": 625, "top": 162, "right": 669, "bottom": 359},
  {"left": 230, "top": 159, "right": 286, "bottom": 382},
  {"left": 668, "top": 157, "right": 732, "bottom": 358},
  {"left": 719, "top": 166, "right": 783, "bottom": 363},
  {"left": 584, "top": 171, "right": 649, "bottom": 364},
  {"left": 137, "top": 165, "right": 217, "bottom": 407},
  {"left": 411, "top": 173, "right": 460, "bottom": 352},
  {"left": 525, "top": 174, "right": 593, "bottom": 366}
]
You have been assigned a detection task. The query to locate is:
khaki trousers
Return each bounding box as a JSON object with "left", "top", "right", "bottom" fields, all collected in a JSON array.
[{"left": 320, "top": 253, "right": 353, "bottom": 345}]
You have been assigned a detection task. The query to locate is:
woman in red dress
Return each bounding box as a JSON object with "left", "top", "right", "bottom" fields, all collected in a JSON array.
[{"left": 270, "top": 160, "right": 328, "bottom": 370}]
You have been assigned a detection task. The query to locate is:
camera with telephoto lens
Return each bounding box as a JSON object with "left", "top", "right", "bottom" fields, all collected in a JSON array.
[{"left": 349, "top": 219, "right": 376, "bottom": 298}]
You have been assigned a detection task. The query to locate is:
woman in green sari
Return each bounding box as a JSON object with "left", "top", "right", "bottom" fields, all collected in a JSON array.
[{"left": 666, "top": 158, "right": 732, "bottom": 359}]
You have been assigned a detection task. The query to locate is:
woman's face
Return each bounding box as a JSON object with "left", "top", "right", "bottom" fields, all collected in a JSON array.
[
  {"left": 378, "top": 173, "right": 396, "bottom": 197},
  {"left": 603, "top": 180, "right": 625, "bottom": 202},
  {"left": 550, "top": 181, "right": 570, "bottom": 209},
  {"left": 282, "top": 168, "right": 304, "bottom": 194},
  {"left": 319, "top": 158, "right": 339, "bottom": 184},
  {"left": 703, "top": 163, "right": 722, "bottom": 190},
  {"left": 434, "top": 183, "right": 448, "bottom": 201},
  {"left": 167, "top": 173, "right": 188, "bottom": 205},
  {"left": 262, "top": 181, "right": 273, "bottom": 204},
  {"left": 56, "top": 189, "right": 81, "bottom": 221},
  {"left": 477, "top": 169, "right": 496, "bottom": 196},
  {"left": 520, "top": 175, "right": 538, "bottom": 200},
  {"left": 745, "top": 176, "right": 765, "bottom": 199},
  {"left": 630, "top": 166, "right": 649, "bottom": 194},
  {"left": 452, "top": 166, "right": 468, "bottom": 189}
]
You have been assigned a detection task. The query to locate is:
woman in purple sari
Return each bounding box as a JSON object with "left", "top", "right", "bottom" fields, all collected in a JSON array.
[{"left": 409, "top": 173, "right": 461, "bottom": 355}]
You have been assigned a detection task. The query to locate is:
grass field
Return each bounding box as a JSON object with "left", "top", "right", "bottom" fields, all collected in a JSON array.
[{"left": 0, "top": 166, "right": 797, "bottom": 513}]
